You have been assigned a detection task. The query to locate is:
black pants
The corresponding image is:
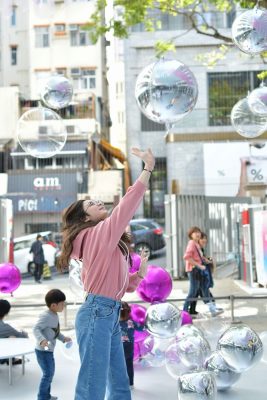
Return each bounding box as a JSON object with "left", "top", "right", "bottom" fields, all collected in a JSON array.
[
  {"left": 34, "top": 263, "right": 43, "bottom": 282},
  {"left": 123, "top": 342, "right": 134, "bottom": 386}
]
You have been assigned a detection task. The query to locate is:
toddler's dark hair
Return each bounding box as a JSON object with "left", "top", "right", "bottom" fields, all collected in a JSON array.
[
  {"left": 120, "top": 301, "right": 131, "bottom": 320},
  {"left": 0, "top": 299, "right": 11, "bottom": 318},
  {"left": 45, "top": 289, "right": 66, "bottom": 307}
]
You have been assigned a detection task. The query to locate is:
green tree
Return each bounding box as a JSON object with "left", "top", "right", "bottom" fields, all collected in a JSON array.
[
  {"left": 87, "top": 0, "right": 259, "bottom": 47},
  {"left": 86, "top": 0, "right": 267, "bottom": 66}
]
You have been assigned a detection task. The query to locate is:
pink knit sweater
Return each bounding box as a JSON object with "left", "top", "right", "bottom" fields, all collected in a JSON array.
[
  {"left": 183, "top": 240, "right": 203, "bottom": 272},
  {"left": 71, "top": 180, "right": 146, "bottom": 300}
]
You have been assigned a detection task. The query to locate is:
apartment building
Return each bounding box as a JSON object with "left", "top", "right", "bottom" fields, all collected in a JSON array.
[
  {"left": 0, "top": 0, "right": 116, "bottom": 235},
  {"left": 108, "top": 7, "right": 267, "bottom": 218}
]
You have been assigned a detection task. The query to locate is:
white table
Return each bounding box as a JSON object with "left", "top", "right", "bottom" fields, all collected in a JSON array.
[{"left": 0, "top": 338, "right": 35, "bottom": 385}]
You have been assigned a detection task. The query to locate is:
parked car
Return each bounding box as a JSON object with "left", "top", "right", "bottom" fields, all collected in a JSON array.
[
  {"left": 13, "top": 231, "right": 59, "bottom": 275},
  {"left": 129, "top": 219, "right": 165, "bottom": 259}
]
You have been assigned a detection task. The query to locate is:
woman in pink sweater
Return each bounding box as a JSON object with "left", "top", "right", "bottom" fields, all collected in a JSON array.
[
  {"left": 58, "top": 148, "right": 155, "bottom": 400},
  {"left": 183, "top": 226, "right": 223, "bottom": 317}
]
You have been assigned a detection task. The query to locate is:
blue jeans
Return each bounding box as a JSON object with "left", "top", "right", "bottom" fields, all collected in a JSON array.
[
  {"left": 183, "top": 271, "right": 213, "bottom": 311},
  {"left": 35, "top": 349, "right": 55, "bottom": 400},
  {"left": 75, "top": 294, "right": 131, "bottom": 400}
]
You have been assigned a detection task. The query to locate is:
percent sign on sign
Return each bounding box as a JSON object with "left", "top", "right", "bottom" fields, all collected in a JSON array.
[{"left": 251, "top": 169, "right": 264, "bottom": 181}]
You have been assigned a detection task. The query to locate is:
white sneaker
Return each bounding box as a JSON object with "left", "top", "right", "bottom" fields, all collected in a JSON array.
[{"left": 206, "top": 303, "right": 222, "bottom": 317}]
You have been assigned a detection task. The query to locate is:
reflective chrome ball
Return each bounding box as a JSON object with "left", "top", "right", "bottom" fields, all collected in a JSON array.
[
  {"left": 205, "top": 350, "right": 241, "bottom": 391},
  {"left": 176, "top": 334, "right": 211, "bottom": 369},
  {"left": 145, "top": 302, "right": 181, "bottom": 339},
  {"left": 178, "top": 370, "right": 217, "bottom": 399},
  {"left": 217, "top": 325, "right": 263, "bottom": 372}
]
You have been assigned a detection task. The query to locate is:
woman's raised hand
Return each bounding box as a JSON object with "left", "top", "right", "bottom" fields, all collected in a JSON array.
[
  {"left": 138, "top": 249, "right": 149, "bottom": 279},
  {"left": 131, "top": 148, "right": 155, "bottom": 171}
]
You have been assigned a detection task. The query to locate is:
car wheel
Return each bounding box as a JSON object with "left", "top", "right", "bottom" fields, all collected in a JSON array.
[
  {"left": 135, "top": 243, "right": 151, "bottom": 259},
  {"left": 28, "top": 262, "right": 35, "bottom": 275}
]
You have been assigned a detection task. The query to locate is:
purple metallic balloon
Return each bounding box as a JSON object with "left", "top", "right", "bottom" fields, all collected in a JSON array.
[
  {"left": 181, "top": 310, "right": 193, "bottom": 326},
  {"left": 136, "top": 265, "right": 173, "bottom": 303},
  {"left": 130, "top": 303, "right": 147, "bottom": 325},
  {"left": 0, "top": 263, "right": 22, "bottom": 293},
  {"left": 129, "top": 252, "right": 141, "bottom": 273}
]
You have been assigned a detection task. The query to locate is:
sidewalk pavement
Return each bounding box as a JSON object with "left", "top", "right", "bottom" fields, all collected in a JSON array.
[{"left": 2, "top": 272, "right": 267, "bottom": 335}]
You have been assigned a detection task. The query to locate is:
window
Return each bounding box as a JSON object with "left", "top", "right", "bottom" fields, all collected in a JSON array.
[
  {"left": 11, "top": 46, "right": 17, "bottom": 65},
  {"left": 69, "top": 24, "right": 91, "bottom": 46},
  {"left": 81, "top": 69, "right": 96, "bottom": 89},
  {"left": 116, "top": 81, "right": 124, "bottom": 97},
  {"left": 58, "top": 99, "right": 95, "bottom": 119},
  {"left": 208, "top": 71, "right": 263, "bottom": 126},
  {"left": 132, "top": 7, "right": 235, "bottom": 32},
  {"left": 11, "top": 6, "right": 17, "bottom": 26},
  {"left": 132, "top": 9, "right": 190, "bottom": 32},
  {"left": 117, "top": 111, "right": 124, "bottom": 124},
  {"left": 141, "top": 113, "right": 164, "bottom": 132},
  {"left": 35, "top": 26, "right": 50, "bottom": 47},
  {"left": 144, "top": 158, "right": 167, "bottom": 220},
  {"left": 54, "top": 23, "right": 66, "bottom": 34},
  {"left": 25, "top": 223, "right": 58, "bottom": 234},
  {"left": 71, "top": 69, "right": 96, "bottom": 90},
  {"left": 26, "top": 157, "right": 37, "bottom": 170},
  {"left": 55, "top": 68, "right": 67, "bottom": 76},
  {"left": 38, "top": 158, "right": 53, "bottom": 168},
  {"left": 70, "top": 67, "right": 81, "bottom": 76}
]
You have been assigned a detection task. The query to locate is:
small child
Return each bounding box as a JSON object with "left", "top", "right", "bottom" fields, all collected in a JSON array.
[
  {"left": 33, "top": 289, "right": 71, "bottom": 400},
  {"left": 0, "top": 299, "right": 28, "bottom": 365},
  {"left": 119, "top": 301, "right": 144, "bottom": 388}
]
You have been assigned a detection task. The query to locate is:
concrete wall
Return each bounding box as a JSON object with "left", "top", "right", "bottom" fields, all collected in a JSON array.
[{"left": 0, "top": 86, "right": 19, "bottom": 141}]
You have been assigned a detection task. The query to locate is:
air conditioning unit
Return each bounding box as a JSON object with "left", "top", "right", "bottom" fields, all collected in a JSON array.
[
  {"left": 71, "top": 67, "right": 81, "bottom": 76},
  {"left": 66, "top": 125, "right": 75, "bottom": 134},
  {"left": 38, "top": 126, "right": 48, "bottom": 135}
]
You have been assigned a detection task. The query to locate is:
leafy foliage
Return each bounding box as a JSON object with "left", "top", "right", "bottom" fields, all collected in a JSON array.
[
  {"left": 85, "top": 0, "right": 267, "bottom": 71},
  {"left": 86, "top": 0, "right": 262, "bottom": 44}
]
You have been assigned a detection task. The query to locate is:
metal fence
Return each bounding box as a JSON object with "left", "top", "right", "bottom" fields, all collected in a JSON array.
[
  {"left": 164, "top": 194, "right": 251, "bottom": 278},
  {"left": 9, "top": 294, "right": 267, "bottom": 332}
]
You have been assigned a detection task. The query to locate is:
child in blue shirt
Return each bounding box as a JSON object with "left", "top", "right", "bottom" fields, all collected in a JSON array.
[{"left": 119, "top": 301, "right": 144, "bottom": 388}]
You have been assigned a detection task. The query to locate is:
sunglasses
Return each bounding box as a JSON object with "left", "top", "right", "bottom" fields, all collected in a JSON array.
[{"left": 84, "top": 200, "right": 105, "bottom": 214}]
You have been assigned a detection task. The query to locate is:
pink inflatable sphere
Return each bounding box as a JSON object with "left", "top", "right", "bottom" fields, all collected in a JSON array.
[
  {"left": 136, "top": 265, "right": 172, "bottom": 303},
  {"left": 181, "top": 311, "right": 193, "bottom": 326},
  {"left": 130, "top": 304, "right": 147, "bottom": 325},
  {"left": 0, "top": 263, "right": 22, "bottom": 293},
  {"left": 129, "top": 253, "right": 141, "bottom": 273}
]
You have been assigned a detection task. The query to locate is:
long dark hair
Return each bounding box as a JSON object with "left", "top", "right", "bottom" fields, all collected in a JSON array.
[
  {"left": 57, "top": 200, "right": 132, "bottom": 271},
  {"left": 120, "top": 301, "right": 131, "bottom": 321}
]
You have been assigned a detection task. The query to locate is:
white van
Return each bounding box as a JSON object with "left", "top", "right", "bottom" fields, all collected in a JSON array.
[{"left": 13, "top": 231, "right": 59, "bottom": 274}]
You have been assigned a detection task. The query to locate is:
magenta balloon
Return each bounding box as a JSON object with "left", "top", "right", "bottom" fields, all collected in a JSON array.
[
  {"left": 181, "top": 311, "right": 193, "bottom": 326},
  {"left": 134, "top": 331, "right": 154, "bottom": 360},
  {"left": 129, "top": 252, "right": 141, "bottom": 273},
  {"left": 130, "top": 303, "right": 147, "bottom": 325},
  {"left": 136, "top": 265, "right": 173, "bottom": 303},
  {"left": 0, "top": 263, "right": 22, "bottom": 293},
  {"left": 134, "top": 329, "right": 149, "bottom": 343}
]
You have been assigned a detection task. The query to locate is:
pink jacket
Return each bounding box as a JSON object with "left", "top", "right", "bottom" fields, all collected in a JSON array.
[
  {"left": 183, "top": 240, "right": 202, "bottom": 272},
  {"left": 71, "top": 180, "right": 146, "bottom": 300}
]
